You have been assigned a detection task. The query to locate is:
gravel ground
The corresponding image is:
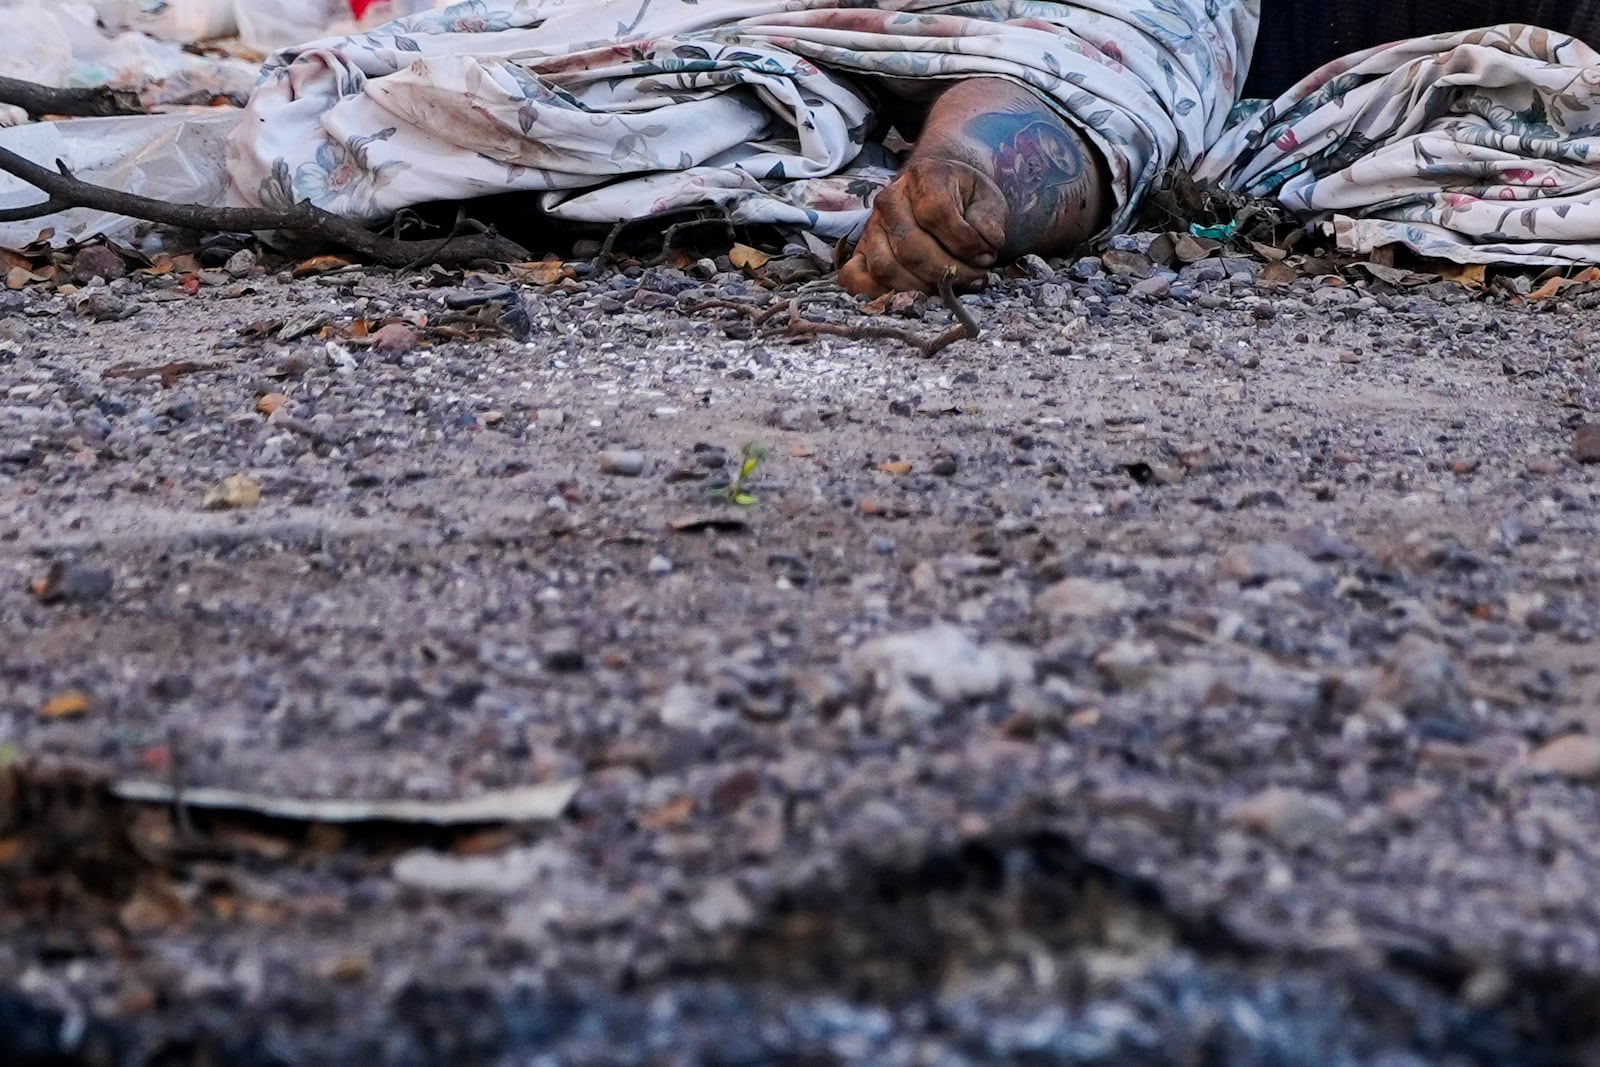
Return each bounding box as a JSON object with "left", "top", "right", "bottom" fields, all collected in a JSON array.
[{"left": 2, "top": 242, "right": 1599, "bottom": 1064}]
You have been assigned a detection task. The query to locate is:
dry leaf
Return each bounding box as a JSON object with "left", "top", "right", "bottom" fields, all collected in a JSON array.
[
  {"left": 637, "top": 794, "right": 694, "bottom": 831},
  {"left": 1434, "top": 262, "right": 1487, "bottom": 290},
  {"left": 515, "top": 260, "right": 571, "bottom": 285},
  {"left": 256, "top": 392, "right": 286, "bottom": 415},
  {"left": 292, "top": 254, "right": 353, "bottom": 278},
  {"left": 202, "top": 473, "right": 262, "bottom": 511},
  {"left": 1257, "top": 260, "right": 1299, "bottom": 288},
  {"left": 729, "top": 243, "right": 772, "bottom": 271},
  {"left": 878, "top": 460, "right": 912, "bottom": 476},
  {"left": 40, "top": 690, "right": 91, "bottom": 719}
]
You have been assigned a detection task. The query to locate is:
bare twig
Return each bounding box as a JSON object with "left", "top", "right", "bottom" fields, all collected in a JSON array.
[
  {"left": 761, "top": 268, "right": 981, "bottom": 358},
  {"left": 0, "top": 146, "right": 530, "bottom": 268},
  {"left": 655, "top": 210, "right": 736, "bottom": 261},
  {"left": 0, "top": 75, "right": 145, "bottom": 119},
  {"left": 591, "top": 217, "right": 630, "bottom": 271}
]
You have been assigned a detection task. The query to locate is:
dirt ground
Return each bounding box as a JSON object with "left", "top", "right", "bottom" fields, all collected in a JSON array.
[{"left": 2, "top": 240, "right": 1600, "bottom": 1065}]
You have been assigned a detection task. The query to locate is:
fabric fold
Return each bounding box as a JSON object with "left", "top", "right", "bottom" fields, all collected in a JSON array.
[{"left": 224, "top": 0, "right": 1257, "bottom": 237}]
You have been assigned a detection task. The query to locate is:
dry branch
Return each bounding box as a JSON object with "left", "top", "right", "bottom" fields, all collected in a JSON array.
[
  {"left": 0, "top": 144, "right": 530, "bottom": 269},
  {"left": 768, "top": 269, "right": 982, "bottom": 357},
  {"left": 0, "top": 75, "right": 145, "bottom": 119}
]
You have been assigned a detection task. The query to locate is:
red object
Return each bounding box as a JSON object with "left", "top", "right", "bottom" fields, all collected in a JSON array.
[{"left": 348, "top": 0, "right": 379, "bottom": 17}]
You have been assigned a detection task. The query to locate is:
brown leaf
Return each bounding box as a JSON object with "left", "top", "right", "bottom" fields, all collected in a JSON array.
[
  {"left": 514, "top": 260, "right": 572, "bottom": 285},
  {"left": 729, "top": 243, "right": 772, "bottom": 271},
  {"left": 1173, "top": 235, "right": 1220, "bottom": 263},
  {"left": 1257, "top": 260, "right": 1299, "bottom": 288},
  {"left": 292, "top": 254, "right": 353, "bottom": 277},
  {"left": 877, "top": 460, "right": 912, "bottom": 476},
  {"left": 40, "top": 690, "right": 91, "bottom": 719},
  {"left": 1433, "top": 262, "right": 1487, "bottom": 290},
  {"left": 638, "top": 794, "right": 694, "bottom": 831}
]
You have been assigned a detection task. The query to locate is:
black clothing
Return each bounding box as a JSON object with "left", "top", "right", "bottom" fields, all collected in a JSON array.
[{"left": 1246, "top": 1, "right": 1600, "bottom": 97}]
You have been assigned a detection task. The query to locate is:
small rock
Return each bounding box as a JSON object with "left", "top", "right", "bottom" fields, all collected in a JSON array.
[
  {"left": 223, "top": 249, "right": 258, "bottom": 278},
  {"left": 1217, "top": 541, "right": 1323, "bottom": 586},
  {"left": 539, "top": 628, "right": 584, "bottom": 672},
  {"left": 75, "top": 291, "right": 136, "bottom": 323},
  {"left": 393, "top": 843, "right": 570, "bottom": 895},
  {"left": 1226, "top": 787, "right": 1344, "bottom": 848},
  {"left": 30, "top": 561, "right": 114, "bottom": 605},
  {"left": 201, "top": 473, "right": 262, "bottom": 510},
  {"left": 1365, "top": 634, "right": 1466, "bottom": 721},
  {"left": 599, "top": 450, "right": 645, "bottom": 477},
  {"left": 647, "top": 555, "right": 674, "bottom": 576},
  {"left": 1093, "top": 639, "right": 1160, "bottom": 688},
  {"left": 369, "top": 322, "right": 419, "bottom": 356},
  {"left": 688, "top": 880, "right": 755, "bottom": 934},
  {"left": 658, "top": 683, "right": 723, "bottom": 731},
  {"left": 1526, "top": 735, "right": 1600, "bottom": 781},
  {"left": 1037, "top": 578, "right": 1135, "bottom": 620},
  {"left": 1574, "top": 424, "right": 1600, "bottom": 465},
  {"left": 1131, "top": 275, "right": 1172, "bottom": 300},
  {"left": 70, "top": 245, "right": 126, "bottom": 285},
  {"left": 849, "top": 625, "right": 1034, "bottom": 722}
]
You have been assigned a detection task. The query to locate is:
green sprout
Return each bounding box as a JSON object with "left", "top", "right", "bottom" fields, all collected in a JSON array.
[{"left": 710, "top": 442, "right": 769, "bottom": 507}]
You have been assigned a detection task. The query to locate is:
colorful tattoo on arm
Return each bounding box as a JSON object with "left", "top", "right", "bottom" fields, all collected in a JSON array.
[{"left": 958, "top": 101, "right": 1098, "bottom": 259}]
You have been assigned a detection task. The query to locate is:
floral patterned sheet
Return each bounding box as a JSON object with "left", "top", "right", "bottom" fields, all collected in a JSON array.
[
  {"left": 4, "top": 0, "right": 1600, "bottom": 266},
  {"left": 1197, "top": 24, "right": 1600, "bottom": 265},
  {"left": 228, "top": 0, "right": 1255, "bottom": 239}
]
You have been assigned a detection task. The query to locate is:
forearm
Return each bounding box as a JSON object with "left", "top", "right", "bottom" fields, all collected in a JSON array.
[{"left": 912, "top": 78, "right": 1111, "bottom": 260}]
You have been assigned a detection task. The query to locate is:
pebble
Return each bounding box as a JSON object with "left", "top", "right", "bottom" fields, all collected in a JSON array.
[
  {"left": 1366, "top": 634, "right": 1465, "bottom": 721},
  {"left": 1093, "top": 639, "right": 1160, "bottom": 688},
  {"left": 688, "top": 880, "right": 755, "bottom": 934},
  {"left": 31, "top": 561, "right": 114, "bottom": 605},
  {"left": 1573, "top": 424, "right": 1600, "bottom": 465},
  {"left": 849, "top": 625, "right": 1034, "bottom": 721},
  {"left": 1131, "top": 276, "right": 1171, "bottom": 300},
  {"left": 599, "top": 450, "right": 645, "bottom": 477},
  {"left": 539, "top": 627, "right": 585, "bottom": 672},
  {"left": 392, "top": 844, "right": 570, "bottom": 895},
  {"left": 70, "top": 245, "right": 126, "bottom": 285},
  {"left": 1525, "top": 735, "right": 1600, "bottom": 781},
  {"left": 369, "top": 323, "right": 419, "bottom": 356},
  {"left": 201, "top": 473, "right": 262, "bottom": 510},
  {"left": 1226, "top": 787, "right": 1344, "bottom": 849},
  {"left": 224, "top": 249, "right": 258, "bottom": 278},
  {"left": 1036, "top": 578, "right": 1134, "bottom": 620},
  {"left": 1217, "top": 541, "right": 1323, "bottom": 586},
  {"left": 657, "top": 683, "right": 724, "bottom": 732}
]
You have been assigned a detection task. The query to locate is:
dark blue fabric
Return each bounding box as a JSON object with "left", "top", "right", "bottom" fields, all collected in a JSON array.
[{"left": 1245, "top": 1, "right": 1600, "bottom": 98}]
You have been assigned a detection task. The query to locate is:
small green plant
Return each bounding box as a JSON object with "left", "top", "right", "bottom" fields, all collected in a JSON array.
[{"left": 709, "top": 442, "right": 769, "bottom": 506}]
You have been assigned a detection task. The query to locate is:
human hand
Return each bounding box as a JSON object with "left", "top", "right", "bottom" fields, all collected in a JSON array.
[{"left": 838, "top": 155, "right": 1007, "bottom": 298}]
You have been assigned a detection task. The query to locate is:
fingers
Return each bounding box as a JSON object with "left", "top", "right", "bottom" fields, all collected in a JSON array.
[
  {"left": 838, "top": 161, "right": 1004, "bottom": 297},
  {"left": 901, "top": 161, "right": 1006, "bottom": 266}
]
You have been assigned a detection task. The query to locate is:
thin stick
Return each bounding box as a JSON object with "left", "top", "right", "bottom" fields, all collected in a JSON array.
[
  {"left": 762, "top": 268, "right": 981, "bottom": 357},
  {"left": 0, "top": 147, "right": 529, "bottom": 268},
  {"left": 0, "top": 75, "right": 145, "bottom": 119}
]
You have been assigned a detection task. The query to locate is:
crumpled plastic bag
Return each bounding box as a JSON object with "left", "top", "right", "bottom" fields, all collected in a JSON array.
[
  {"left": 94, "top": 0, "right": 442, "bottom": 52},
  {"left": 0, "top": 0, "right": 259, "bottom": 122},
  {"left": 0, "top": 110, "right": 238, "bottom": 250}
]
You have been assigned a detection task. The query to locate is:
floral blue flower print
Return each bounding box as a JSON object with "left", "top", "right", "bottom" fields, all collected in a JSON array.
[{"left": 293, "top": 130, "right": 408, "bottom": 217}]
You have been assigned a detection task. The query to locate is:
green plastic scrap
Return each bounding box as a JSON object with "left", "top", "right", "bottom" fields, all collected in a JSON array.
[{"left": 1189, "top": 221, "right": 1240, "bottom": 241}]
